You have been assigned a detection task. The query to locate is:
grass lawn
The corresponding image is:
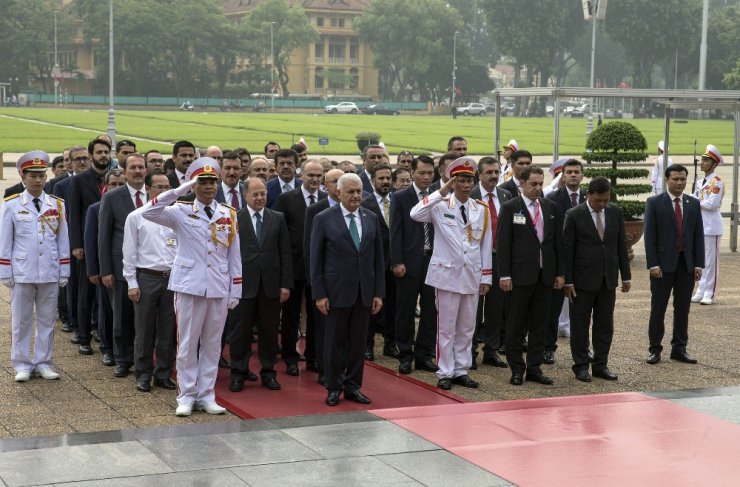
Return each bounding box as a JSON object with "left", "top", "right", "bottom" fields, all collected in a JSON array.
[{"left": 0, "top": 107, "right": 735, "bottom": 157}]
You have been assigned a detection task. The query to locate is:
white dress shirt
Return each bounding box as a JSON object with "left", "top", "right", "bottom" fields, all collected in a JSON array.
[
  {"left": 247, "top": 205, "right": 264, "bottom": 235},
  {"left": 340, "top": 204, "right": 362, "bottom": 241},
  {"left": 122, "top": 207, "right": 177, "bottom": 288},
  {"left": 126, "top": 183, "right": 146, "bottom": 208},
  {"left": 301, "top": 186, "right": 319, "bottom": 206},
  {"left": 279, "top": 178, "right": 297, "bottom": 192},
  {"left": 374, "top": 191, "right": 391, "bottom": 224},
  {"left": 479, "top": 184, "right": 501, "bottom": 214},
  {"left": 175, "top": 169, "right": 186, "bottom": 183},
  {"left": 222, "top": 182, "right": 241, "bottom": 208}
]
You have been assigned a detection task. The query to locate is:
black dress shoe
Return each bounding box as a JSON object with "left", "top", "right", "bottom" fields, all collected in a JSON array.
[
  {"left": 510, "top": 372, "right": 524, "bottom": 385},
  {"left": 365, "top": 346, "right": 375, "bottom": 361},
  {"left": 61, "top": 322, "right": 73, "bottom": 333},
  {"left": 218, "top": 356, "right": 230, "bottom": 368},
  {"left": 452, "top": 375, "right": 479, "bottom": 388},
  {"left": 153, "top": 378, "right": 177, "bottom": 390},
  {"left": 262, "top": 377, "right": 281, "bottom": 390},
  {"left": 306, "top": 361, "right": 320, "bottom": 373},
  {"left": 101, "top": 353, "right": 115, "bottom": 366},
  {"left": 398, "top": 362, "right": 412, "bottom": 374},
  {"left": 437, "top": 378, "right": 452, "bottom": 390},
  {"left": 92, "top": 332, "right": 101, "bottom": 344},
  {"left": 245, "top": 370, "right": 258, "bottom": 381},
  {"left": 575, "top": 370, "right": 592, "bottom": 382},
  {"left": 78, "top": 344, "right": 93, "bottom": 355},
  {"left": 286, "top": 363, "right": 300, "bottom": 376},
  {"left": 317, "top": 373, "right": 326, "bottom": 386},
  {"left": 325, "top": 391, "right": 340, "bottom": 406},
  {"left": 297, "top": 353, "right": 306, "bottom": 362},
  {"left": 136, "top": 377, "right": 151, "bottom": 392},
  {"left": 592, "top": 368, "right": 618, "bottom": 381},
  {"left": 526, "top": 372, "right": 554, "bottom": 385},
  {"left": 670, "top": 351, "right": 698, "bottom": 364},
  {"left": 229, "top": 377, "right": 244, "bottom": 392},
  {"left": 344, "top": 390, "right": 371, "bottom": 404},
  {"left": 70, "top": 333, "right": 80, "bottom": 345},
  {"left": 646, "top": 352, "right": 661, "bottom": 364},
  {"left": 543, "top": 351, "right": 555, "bottom": 364},
  {"left": 383, "top": 344, "right": 400, "bottom": 359},
  {"left": 415, "top": 358, "right": 439, "bottom": 372},
  {"left": 114, "top": 364, "right": 130, "bottom": 378},
  {"left": 482, "top": 353, "right": 508, "bottom": 368}
]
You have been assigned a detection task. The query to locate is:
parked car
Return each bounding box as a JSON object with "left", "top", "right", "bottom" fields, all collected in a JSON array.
[
  {"left": 457, "top": 102, "right": 488, "bottom": 116},
  {"left": 604, "top": 108, "right": 623, "bottom": 119},
  {"left": 324, "top": 101, "right": 359, "bottom": 114},
  {"left": 362, "top": 104, "right": 400, "bottom": 115}
]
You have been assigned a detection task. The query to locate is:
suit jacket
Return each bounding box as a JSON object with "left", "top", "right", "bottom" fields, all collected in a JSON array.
[
  {"left": 361, "top": 193, "right": 391, "bottom": 269},
  {"left": 471, "top": 185, "right": 512, "bottom": 251},
  {"left": 68, "top": 167, "right": 104, "bottom": 251},
  {"left": 45, "top": 172, "right": 69, "bottom": 194},
  {"left": 303, "top": 197, "right": 333, "bottom": 280},
  {"left": 274, "top": 187, "right": 326, "bottom": 281},
  {"left": 3, "top": 182, "right": 25, "bottom": 199},
  {"left": 98, "top": 185, "right": 137, "bottom": 281},
  {"left": 358, "top": 170, "right": 374, "bottom": 194},
  {"left": 217, "top": 181, "right": 246, "bottom": 209},
  {"left": 547, "top": 186, "right": 586, "bottom": 219},
  {"left": 237, "top": 207, "right": 293, "bottom": 299},
  {"left": 84, "top": 202, "right": 101, "bottom": 277},
  {"left": 167, "top": 171, "right": 181, "bottom": 189},
  {"left": 644, "top": 192, "right": 704, "bottom": 273},
  {"left": 497, "top": 196, "right": 564, "bottom": 286},
  {"left": 389, "top": 185, "right": 434, "bottom": 277},
  {"left": 563, "top": 203, "right": 631, "bottom": 291},
  {"left": 498, "top": 178, "right": 520, "bottom": 198},
  {"left": 53, "top": 175, "right": 73, "bottom": 202},
  {"left": 310, "top": 204, "right": 385, "bottom": 307},
  {"left": 266, "top": 177, "right": 302, "bottom": 209}
]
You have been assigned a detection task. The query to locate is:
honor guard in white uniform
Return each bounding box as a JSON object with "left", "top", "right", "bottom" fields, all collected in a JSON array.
[
  {"left": 692, "top": 144, "right": 724, "bottom": 305},
  {"left": 499, "top": 139, "right": 520, "bottom": 184},
  {"left": 0, "top": 151, "right": 71, "bottom": 382},
  {"left": 410, "top": 157, "right": 493, "bottom": 390},
  {"left": 543, "top": 157, "right": 567, "bottom": 198},
  {"left": 651, "top": 141, "right": 673, "bottom": 195},
  {"left": 142, "top": 158, "right": 242, "bottom": 416}
]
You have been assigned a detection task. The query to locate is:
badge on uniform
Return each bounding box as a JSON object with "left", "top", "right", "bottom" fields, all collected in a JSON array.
[
  {"left": 166, "top": 238, "right": 177, "bottom": 246},
  {"left": 17, "top": 210, "right": 29, "bottom": 215},
  {"left": 444, "top": 213, "right": 455, "bottom": 220},
  {"left": 187, "top": 214, "right": 200, "bottom": 220},
  {"left": 513, "top": 213, "right": 526, "bottom": 225}
]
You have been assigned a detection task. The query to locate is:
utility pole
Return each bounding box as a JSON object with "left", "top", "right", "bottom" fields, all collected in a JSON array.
[{"left": 106, "top": 0, "right": 116, "bottom": 147}]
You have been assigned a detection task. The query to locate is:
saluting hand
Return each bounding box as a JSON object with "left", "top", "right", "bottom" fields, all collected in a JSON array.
[{"left": 438, "top": 176, "right": 456, "bottom": 197}]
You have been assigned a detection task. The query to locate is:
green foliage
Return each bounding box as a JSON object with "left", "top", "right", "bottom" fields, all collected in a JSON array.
[
  {"left": 723, "top": 59, "right": 740, "bottom": 90},
  {"left": 355, "top": 132, "right": 381, "bottom": 143},
  {"left": 583, "top": 168, "right": 650, "bottom": 180},
  {"left": 615, "top": 200, "right": 646, "bottom": 221},
  {"left": 708, "top": 3, "right": 740, "bottom": 90}
]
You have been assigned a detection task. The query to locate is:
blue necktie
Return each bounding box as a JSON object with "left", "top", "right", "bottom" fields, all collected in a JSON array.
[
  {"left": 348, "top": 213, "right": 360, "bottom": 250},
  {"left": 255, "top": 213, "right": 262, "bottom": 242}
]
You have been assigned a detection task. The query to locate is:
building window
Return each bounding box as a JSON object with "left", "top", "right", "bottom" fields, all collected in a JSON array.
[
  {"left": 349, "top": 38, "right": 359, "bottom": 64},
  {"left": 314, "top": 67, "right": 324, "bottom": 90},
  {"left": 330, "top": 17, "right": 345, "bottom": 28},
  {"left": 315, "top": 38, "right": 324, "bottom": 62},
  {"left": 316, "top": 17, "right": 324, "bottom": 26},
  {"left": 328, "top": 36, "right": 345, "bottom": 64},
  {"left": 350, "top": 68, "right": 359, "bottom": 89}
]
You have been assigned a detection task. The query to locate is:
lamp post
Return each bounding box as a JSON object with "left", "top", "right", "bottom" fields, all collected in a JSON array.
[
  {"left": 270, "top": 21, "right": 276, "bottom": 113},
  {"left": 451, "top": 31, "right": 459, "bottom": 110},
  {"left": 53, "top": 11, "right": 59, "bottom": 107},
  {"left": 106, "top": 0, "right": 116, "bottom": 147}
]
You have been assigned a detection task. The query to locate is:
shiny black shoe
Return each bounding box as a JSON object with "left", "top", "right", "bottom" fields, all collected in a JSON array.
[
  {"left": 398, "top": 362, "right": 412, "bottom": 374},
  {"left": 510, "top": 372, "right": 524, "bottom": 386},
  {"left": 670, "top": 351, "right": 697, "bottom": 364},
  {"left": 452, "top": 375, "right": 479, "bottom": 388},
  {"left": 437, "top": 378, "right": 452, "bottom": 390},
  {"left": 245, "top": 369, "right": 258, "bottom": 381},
  {"left": 525, "top": 372, "right": 554, "bottom": 385},
  {"left": 325, "top": 391, "right": 340, "bottom": 406},
  {"left": 101, "top": 353, "right": 115, "bottom": 366},
  {"left": 61, "top": 322, "right": 73, "bottom": 333},
  {"left": 286, "top": 363, "right": 300, "bottom": 376},
  {"left": 575, "top": 370, "right": 592, "bottom": 382},
  {"left": 262, "top": 377, "right": 281, "bottom": 390},
  {"left": 365, "top": 346, "right": 375, "bottom": 361},
  {"left": 229, "top": 377, "right": 244, "bottom": 392},
  {"left": 78, "top": 344, "right": 93, "bottom": 355},
  {"left": 136, "top": 376, "right": 151, "bottom": 392},
  {"left": 113, "top": 364, "right": 130, "bottom": 378},
  {"left": 383, "top": 343, "right": 400, "bottom": 359},
  {"left": 543, "top": 351, "right": 555, "bottom": 364},
  {"left": 70, "top": 333, "right": 80, "bottom": 345},
  {"left": 344, "top": 390, "right": 371, "bottom": 404},
  {"left": 646, "top": 352, "right": 661, "bottom": 365},
  {"left": 415, "top": 358, "right": 439, "bottom": 372},
  {"left": 153, "top": 378, "right": 177, "bottom": 390},
  {"left": 592, "top": 368, "right": 618, "bottom": 381},
  {"left": 482, "top": 353, "right": 508, "bottom": 368}
]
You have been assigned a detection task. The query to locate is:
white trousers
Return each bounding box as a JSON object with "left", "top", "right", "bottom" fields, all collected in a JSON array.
[
  {"left": 435, "top": 289, "right": 477, "bottom": 379},
  {"left": 11, "top": 283, "right": 58, "bottom": 372},
  {"left": 695, "top": 235, "right": 720, "bottom": 299},
  {"left": 174, "top": 293, "right": 227, "bottom": 406},
  {"left": 558, "top": 296, "right": 570, "bottom": 335}
]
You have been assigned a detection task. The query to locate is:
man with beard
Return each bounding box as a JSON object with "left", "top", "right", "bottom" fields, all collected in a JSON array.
[
  {"left": 266, "top": 149, "right": 302, "bottom": 209},
  {"left": 357, "top": 145, "right": 386, "bottom": 194},
  {"left": 499, "top": 149, "right": 531, "bottom": 196}
]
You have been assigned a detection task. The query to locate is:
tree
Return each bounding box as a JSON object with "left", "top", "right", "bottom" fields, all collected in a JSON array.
[
  {"left": 706, "top": 3, "right": 740, "bottom": 90},
  {"left": 723, "top": 59, "right": 740, "bottom": 90}
]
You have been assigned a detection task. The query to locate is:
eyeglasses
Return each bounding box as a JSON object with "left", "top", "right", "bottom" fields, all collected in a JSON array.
[
  {"left": 71, "top": 156, "right": 89, "bottom": 162},
  {"left": 150, "top": 185, "right": 171, "bottom": 190}
]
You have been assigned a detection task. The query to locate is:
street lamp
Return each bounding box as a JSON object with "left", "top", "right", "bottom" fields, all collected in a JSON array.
[
  {"left": 586, "top": 0, "right": 607, "bottom": 136},
  {"left": 452, "top": 31, "right": 459, "bottom": 111},
  {"left": 53, "top": 10, "right": 59, "bottom": 107},
  {"left": 270, "top": 21, "right": 276, "bottom": 113},
  {"left": 107, "top": 0, "right": 116, "bottom": 147}
]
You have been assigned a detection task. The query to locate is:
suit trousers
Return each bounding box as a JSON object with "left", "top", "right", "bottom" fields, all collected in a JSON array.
[
  {"left": 76, "top": 259, "right": 97, "bottom": 345},
  {"left": 695, "top": 235, "right": 719, "bottom": 299},
  {"left": 323, "top": 292, "right": 370, "bottom": 393},
  {"left": 648, "top": 256, "right": 694, "bottom": 354},
  {"left": 96, "top": 283, "right": 113, "bottom": 354},
  {"left": 569, "top": 281, "right": 615, "bottom": 372},
  {"left": 11, "top": 283, "right": 58, "bottom": 372},
  {"left": 395, "top": 254, "right": 437, "bottom": 364},
  {"left": 281, "top": 279, "right": 311, "bottom": 365},
  {"left": 435, "top": 289, "right": 477, "bottom": 379},
  {"left": 544, "top": 289, "right": 568, "bottom": 352},
  {"left": 303, "top": 283, "right": 318, "bottom": 365},
  {"left": 474, "top": 253, "right": 508, "bottom": 358},
  {"left": 66, "top": 257, "right": 79, "bottom": 330},
  {"left": 506, "top": 278, "right": 551, "bottom": 374},
  {"left": 230, "top": 285, "right": 281, "bottom": 380},
  {"left": 174, "top": 293, "right": 227, "bottom": 406},
  {"left": 367, "top": 268, "right": 397, "bottom": 348},
  {"left": 108, "top": 279, "right": 135, "bottom": 366},
  {"left": 57, "top": 285, "right": 69, "bottom": 324},
  {"left": 133, "top": 272, "right": 176, "bottom": 380}
]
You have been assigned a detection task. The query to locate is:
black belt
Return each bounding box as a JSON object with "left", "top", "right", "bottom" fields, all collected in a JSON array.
[{"left": 137, "top": 267, "right": 170, "bottom": 278}]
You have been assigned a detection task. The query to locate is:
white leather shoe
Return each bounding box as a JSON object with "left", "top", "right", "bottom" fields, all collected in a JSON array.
[
  {"left": 34, "top": 368, "right": 60, "bottom": 380},
  {"left": 700, "top": 296, "right": 713, "bottom": 305},
  {"left": 691, "top": 294, "right": 703, "bottom": 303},
  {"left": 194, "top": 401, "right": 226, "bottom": 415},
  {"left": 175, "top": 403, "right": 193, "bottom": 417},
  {"left": 14, "top": 370, "right": 31, "bottom": 382}
]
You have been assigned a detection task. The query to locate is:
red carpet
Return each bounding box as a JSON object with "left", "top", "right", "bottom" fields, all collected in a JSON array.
[
  {"left": 215, "top": 357, "right": 467, "bottom": 419},
  {"left": 373, "top": 392, "right": 740, "bottom": 487}
]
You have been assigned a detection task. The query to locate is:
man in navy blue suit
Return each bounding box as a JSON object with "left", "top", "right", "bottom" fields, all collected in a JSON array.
[
  {"left": 357, "top": 145, "right": 386, "bottom": 194},
  {"left": 266, "top": 149, "right": 301, "bottom": 208},
  {"left": 644, "top": 164, "right": 704, "bottom": 365},
  {"left": 310, "top": 173, "right": 385, "bottom": 407}
]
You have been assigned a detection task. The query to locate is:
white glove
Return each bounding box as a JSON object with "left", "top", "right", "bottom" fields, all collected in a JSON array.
[
  {"left": 227, "top": 298, "right": 239, "bottom": 310},
  {"left": 59, "top": 278, "right": 68, "bottom": 288},
  {"left": 0, "top": 278, "right": 14, "bottom": 288},
  {"left": 173, "top": 177, "right": 197, "bottom": 197}
]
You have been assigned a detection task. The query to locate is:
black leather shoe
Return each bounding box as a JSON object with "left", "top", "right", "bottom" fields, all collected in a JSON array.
[
  {"left": 306, "top": 361, "right": 320, "bottom": 373},
  {"left": 262, "top": 377, "right": 281, "bottom": 390},
  {"left": 114, "top": 364, "right": 130, "bottom": 378},
  {"left": 452, "top": 375, "right": 479, "bottom": 388},
  {"left": 646, "top": 352, "right": 661, "bottom": 364},
  {"left": 526, "top": 372, "right": 554, "bottom": 385},
  {"left": 70, "top": 333, "right": 80, "bottom": 345},
  {"left": 575, "top": 370, "right": 592, "bottom": 382},
  {"left": 325, "top": 391, "right": 340, "bottom": 406},
  {"left": 670, "top": 351, "right": 698, "bottom": 364},
  {"left": 153, "top": 378, "right": 177, "bottom": 390},
  {"left": 510, "top": 372, "right": 524, "bottom": 385},
  {"left": 398, "top": 362, "right": 412, "bottom": 374},
  {"left": 101, "top": 353, "right": 114, "bottom": 366},
  {"left": 482, "top": 353, "right": 508, "bottom": 368},
  {"left": 297, "top": 353, "right": 306, "bottom": 362},
  {"left": 218, "top": 356, "right": 230, "bottom": 368},
  {"left": 588, "top": 350, "right": 595, "bottom": 362},
  {"left": 78, "top": 344, "right": 93, "bottom": 355},
  {"left": 92, "top": 332, "right": 101, "bottom": 344},
  {"left": 245, "top": 370, "right": 258, "bottom": 381},
  {"left": 415, "top": 358, "right": 439, "bottom": 372},
  {"left": 383, "top": 343, "right": 400, "bottom": 359},
  {"left": 136, "top": 377, "right": 151, "bottom": 392},
  {"left": 592, "top": 368, "right": 618, "bottom": 381},
  {"left": 437, "top": 378, "right": 452, "bottom": 390},
  {"left": 286, "top": 363, "right": 300, "bottom": 376},
  {"left": 317, "top": 373, "right": 326, "bottom": 386},
  {"left": 344, "top": 390, "right": 371, "bottom": 404},
  {"left": 543, "top": 351, "right": 555, "bottom": 364},
  {"left": 365, "top": 346, "right": 375, "bottom": 361},
  {"left": 229, "top": 377, "right": 244, "bottom": 392},
  {"left": 61, "top": 322, "right": 73, "bottom": 333}
]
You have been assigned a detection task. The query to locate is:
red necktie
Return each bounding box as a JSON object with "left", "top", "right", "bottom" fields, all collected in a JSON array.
[
  {"left": 488, "top": 192, "right": 498, "bottom": 250},
  {"left": 570, "top": 192, "right": 578, "bottom": 207},
  {"left": 230, "top": 189, "right": 239, "bottom": 210},
  {"left": 674, "top": 197, "right": 684, "bottom": 251},
  {"left": 135, "top": 191, "right": 143, "bottom": 208}
]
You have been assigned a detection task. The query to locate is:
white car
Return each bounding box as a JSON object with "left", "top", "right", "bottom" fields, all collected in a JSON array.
[
  {"left": 324, "top": 102, "right": 359, "bottom": 114},
  {"left": 457, "top": 103, "right": 487, "bottom": 116}
]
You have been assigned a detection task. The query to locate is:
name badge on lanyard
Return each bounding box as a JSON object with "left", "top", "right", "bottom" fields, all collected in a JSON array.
[{"left": 513, "top": 213, "right": 526, "bottom": 225}]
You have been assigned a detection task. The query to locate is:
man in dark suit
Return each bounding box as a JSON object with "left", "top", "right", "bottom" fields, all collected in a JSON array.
[
  {"left": 311, "top": 173, "right": 385, "bottom": 406},
  {"left": 166, "top": 140, "right": 197, "bottom": 189},
  {"left": 266, "top": 148, "right": 302, "bottom": 208},
  {"left": 428, "top": 152, "right": 459, "bottom": 193},
  {"left": 357, "top": 145, "right": 385, "bottom": 194},
  {"left": 99, "top": 153, "right": 147, "bottom": 377},
  {"left": 644, "top": 164, "right": 704, "bottom": 365},
  {"left": 3, "top": 181, "right": 25, "bottom": 198},
  {"left": 498, "top": 149, "right": 532, "bottom": 197},
  {"left": 361, "top": 163, "right": 398, "bottom": 360},
  {"left": 230, "top": 177, "right": 293, "bottom": 392},
  {"left": 564, "top": 177, "right": 631, "bottom": 382},
  {"left": 498, "top": 166, "right": 564, "bottom": 386},
  {"left": 68, "top": 138, "right": 111, "bottom": 354},
  {"left": 544, "top": 159, "right": 586, "bottom": 364},
  {"left": 274, "top": 160, "right": 326, "bottom": 375},
  {"left": 470, "top": 157, "right": 511, "bottom": 369},
  {"left": 216, "top": 152, "right": 246, "bottom": 209},
  {"left": 390, "top": 155, "right": 438, "bottom": 374}
]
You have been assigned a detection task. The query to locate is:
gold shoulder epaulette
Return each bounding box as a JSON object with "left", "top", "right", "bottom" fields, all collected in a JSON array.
[
  {"left": 49, "top": 194, "right": 64, "bottom": 202},
  {"left": 3, "top": 193, "right": 19, "bottom": 202},
  {"left": 220, "top": 203, "right": 235, "bottom": 211},
  {"left": 475, "top": 198, "right": 488, "bottom": 208},
  {"left": 176, "top": 200, "right": 190, "bottom": 204}
]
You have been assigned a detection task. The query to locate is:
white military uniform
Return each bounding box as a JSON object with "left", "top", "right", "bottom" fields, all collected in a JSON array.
[
  {"left": 499, "top": 139, "right": 519, "bottom": 184},
  {"left": 650, "top": 154, "right": 673, "bottom": 195},
  {"left": 0, "top": 191, "right": 70, "bottom": 374},
  {"left": 141, "top": 168, "right": 241, "bottom": 409},
  {"left": 410, "top": 187, "right": 493, "bottom": 380},
  {"left": 693, "top": 171, "right": 724, "bottom": 301}
]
